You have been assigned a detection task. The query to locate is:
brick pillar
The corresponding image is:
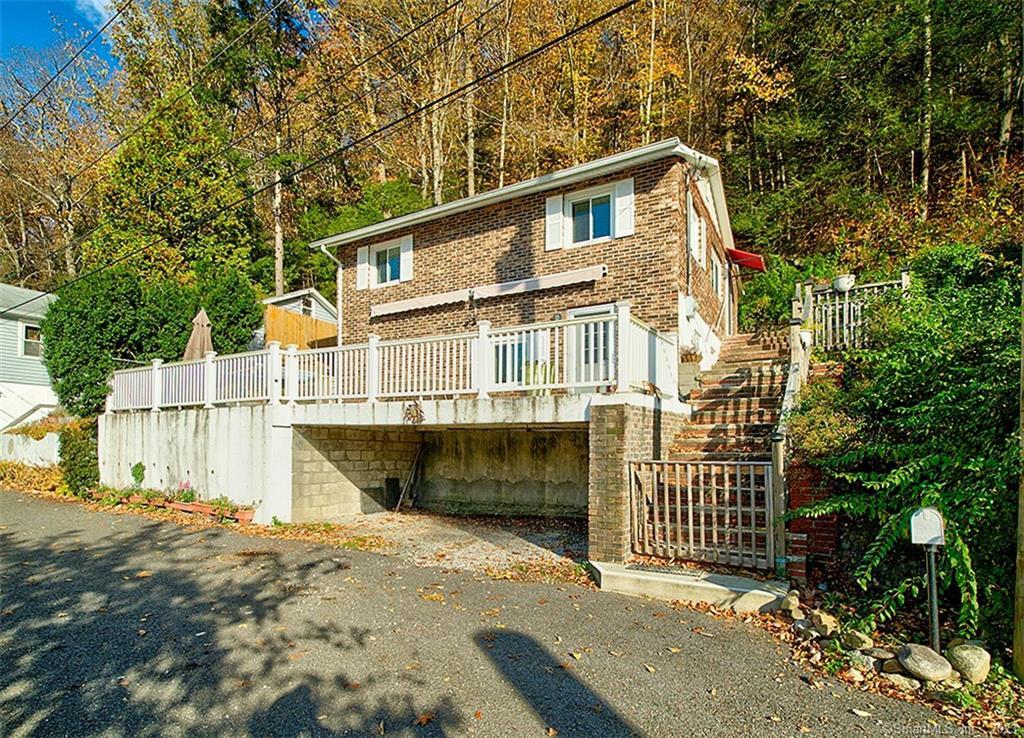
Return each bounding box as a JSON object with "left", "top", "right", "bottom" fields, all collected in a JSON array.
[
  {"left": 588, "top": 403, "right": 631, "bottom": 563},
  {"left": 785, "top": 457, "right": 838, "bottom": 583}
]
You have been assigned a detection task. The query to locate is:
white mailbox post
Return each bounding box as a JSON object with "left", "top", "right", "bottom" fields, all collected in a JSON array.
[{"left": 911, "top": 506, "right": 945, "bottom": 652}]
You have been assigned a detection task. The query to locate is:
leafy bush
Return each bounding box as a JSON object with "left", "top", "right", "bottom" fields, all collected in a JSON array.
[
  {"left": 59, "top": 420, "right": 99, "bottom": 497},
  {"left": 789, "top": 242, "right": 1019, "bottom": 645},
  {"left": 738, "top": 253, "right": 837, "bottom": 330},
  {"left": 787, "top": 381, "right": 860, "bottom": 458},
  {"left": 5, "top": 412, "right": 82, "bottom": 440}
]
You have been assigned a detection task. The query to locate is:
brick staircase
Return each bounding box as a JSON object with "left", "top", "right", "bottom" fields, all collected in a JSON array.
[{"left": 670, "top": 332, "right": 789, "bottom": 461}]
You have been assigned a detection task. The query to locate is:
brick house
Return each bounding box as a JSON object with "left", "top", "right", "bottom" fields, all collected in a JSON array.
[
  {"left": 315, "top": 137, "right": 740, "bottom": 369},
  {"left": 101, "top": 137, "right": 791, "bottom": 589}
]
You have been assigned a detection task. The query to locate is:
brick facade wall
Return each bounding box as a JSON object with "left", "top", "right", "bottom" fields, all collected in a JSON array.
[
  {"left": 291, "top": 426, "right": 421, "bottom": 522},
  {"left": 335, "top": 157, "right": 729, "bottom": 343},
  {"left": 588, "top": 401, "right": 689, "bottom": 563},
  {"left": 785, "top": 457, "right": 838, "bottom": 583}
]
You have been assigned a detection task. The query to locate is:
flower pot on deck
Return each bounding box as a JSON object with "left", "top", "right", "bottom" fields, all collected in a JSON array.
[
  {"left": 832, "top": 274, "right": 856, "bottom": 293},
  {"left": 166, "top": 501, "right": 194, "bottom": 513},
  {"left": 233, "top": 509, "right": 254, "bottom": 525}
]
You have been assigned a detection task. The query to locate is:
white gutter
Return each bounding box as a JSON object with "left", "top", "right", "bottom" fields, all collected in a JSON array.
[
  {"left": 310, "top": 137, "right": 733, "bottom": 251},
  {"left": 318, "top": 244, "right": 344, "bottom": 344}
]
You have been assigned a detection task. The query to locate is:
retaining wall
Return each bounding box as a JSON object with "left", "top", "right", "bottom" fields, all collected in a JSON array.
[{"left": 0, "top": 432, "right": 59, "bottom": 466}]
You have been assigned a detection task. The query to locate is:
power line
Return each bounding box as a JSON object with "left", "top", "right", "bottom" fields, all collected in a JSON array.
[
  {"left": 1, "top": 0, "right": 494, "bottom": 282},
  {"left": 0, "top": 1, "right": 130, "bottom": 133},
  {"left": 0, "top": 0, "right": 640, "bottom": 320}
]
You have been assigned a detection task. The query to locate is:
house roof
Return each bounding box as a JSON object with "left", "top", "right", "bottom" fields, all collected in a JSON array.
[
  {"left": 0, "top": 283, "right": 55, "bottom": 321},
  {"left": 311, "top": 137, "right": 734, "bottom": 251},
  {"left": 261, "top": 287, "right": 337, "bottom": 320}
]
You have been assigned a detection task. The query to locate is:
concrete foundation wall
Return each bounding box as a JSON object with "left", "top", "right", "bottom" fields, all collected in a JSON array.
[
  {"left": 291, "top": 426, "right": 420, "bottom": 522},
  {"left": 98, "top": 405, "right": 293, "bottom": 525},
  {"left": 0, "top": 431, "right": 59, "bottom": 466},
  {"left": 417, "top": 429, "right": 588, "bottom": 517}
]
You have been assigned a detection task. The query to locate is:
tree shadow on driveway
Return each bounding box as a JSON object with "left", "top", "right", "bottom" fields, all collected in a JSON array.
[
  {"left": 475, "top": 630, "right": 641, "bottom": 737},
  {"left": 0, "top": 518, "right": 459, "bottom": 736}
]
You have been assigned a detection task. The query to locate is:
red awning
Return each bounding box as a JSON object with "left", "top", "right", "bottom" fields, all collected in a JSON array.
[{"left": 725, "top": 247, "right": 766, "bottom": 272}]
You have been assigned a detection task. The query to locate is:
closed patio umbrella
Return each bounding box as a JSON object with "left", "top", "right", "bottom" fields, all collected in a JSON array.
[{"left": 183, "top": 308, "right": 213, "bottom": 360}]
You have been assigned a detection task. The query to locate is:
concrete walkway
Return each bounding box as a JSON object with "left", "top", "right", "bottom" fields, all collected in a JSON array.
[{"left": 0, "top": 492, "right": 938, "bottom": 737}]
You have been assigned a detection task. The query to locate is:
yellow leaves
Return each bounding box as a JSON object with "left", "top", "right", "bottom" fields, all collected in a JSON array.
[{"left": 135, "top": 570, "right": 153, "bottom": 578}]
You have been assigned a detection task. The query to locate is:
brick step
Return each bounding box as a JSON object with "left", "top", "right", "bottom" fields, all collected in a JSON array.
[
  {"left": 698, "top": 378, "right": 787, "bottom": 393},
  {"left": 674, "top": 423, "right": 775, "bottom": 438},
  {"left": 692, "top": 409, "right": 780, "bottom": 425},
  {"left": 718, "top": 350, "right": 789, "bottom": 362},
  {"left": 700, "top": 366, "right": 789, "bottom": 383},
  {"left": 670, "top": 436, "right": 772, "bottom": 454},
  {"left": 690, "top": 385, "right": 785, "bottom": 400},
  {"left": 667, "top": 450, "right": 773, "bottom": 462}
]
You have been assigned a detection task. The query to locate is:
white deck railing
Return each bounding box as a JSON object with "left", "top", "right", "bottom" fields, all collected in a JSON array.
[
  {"left": 107, "top": 302, "right": 680, "bottom": 412},
  {"left": 805, "top": 272, "right": 908, "bottom": 350}
]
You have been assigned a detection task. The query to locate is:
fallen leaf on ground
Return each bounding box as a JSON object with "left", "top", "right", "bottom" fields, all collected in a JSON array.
[
  {"left": 413, "top": 712, "right": 435, "bottom": 726},
  {"left": 667, "top": 646, "right": 681, "bottom": 654},
  {"left": 570, "top": 652, "right": 582, "bottom": 660},
  {"left": 546, "top": 728, "right": 558, "bottom": 736},
  {"left": 474, "top": 710, "right": 483, "bottom": 720},
  {"left": 135, "top": 570, "right": 153, "bottom": 578},
  {"left": 644, "top": 664, "right": 656, "bottom": 673},
  {"left": 850, "top": 709, "right": 872, "bottom": 718}
]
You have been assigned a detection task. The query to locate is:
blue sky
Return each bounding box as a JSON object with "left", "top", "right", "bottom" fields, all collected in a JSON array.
[{"left": 0, "top": 0, "right": 114, "bottom": 61}]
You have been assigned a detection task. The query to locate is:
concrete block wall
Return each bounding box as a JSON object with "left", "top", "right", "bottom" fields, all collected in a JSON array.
[
  {"left": 417, "top": 428, "right": 588, "bottom": 517},
  {"left": 588, "top": 401, "right": 689, "bottom": 563},
  {"left": 291, "top": 426, "right": 421, "bottom": 523}
]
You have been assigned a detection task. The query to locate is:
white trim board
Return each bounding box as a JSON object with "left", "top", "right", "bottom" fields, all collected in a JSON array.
[
  {"left": 370, "top": 264, "right": 608, "bottom": 318},
  {"left": 312, "top": 137, "right": 733, "bottom": 251}
]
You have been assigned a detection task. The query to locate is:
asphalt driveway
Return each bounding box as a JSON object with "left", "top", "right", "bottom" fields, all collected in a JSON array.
[{"left": 0, "top": 491, "right": 938, "bottom": 737}]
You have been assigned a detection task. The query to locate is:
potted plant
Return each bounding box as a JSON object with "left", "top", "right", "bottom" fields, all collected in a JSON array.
[
  {"left": 233, "top": 508, "right": 254, "bottom": 525},
  {"left": 832, "top": 274, "right": 856, "bottom": 293}
]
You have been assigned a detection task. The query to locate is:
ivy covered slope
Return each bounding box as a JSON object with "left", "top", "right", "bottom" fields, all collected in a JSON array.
[{"left": 788, "top": 243, "right": 1019, "bottom": 646}]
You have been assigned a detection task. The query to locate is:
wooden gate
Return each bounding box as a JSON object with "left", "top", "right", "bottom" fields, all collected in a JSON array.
[{"left": 628, "top": 460, "right": 777, "bottom": 571}]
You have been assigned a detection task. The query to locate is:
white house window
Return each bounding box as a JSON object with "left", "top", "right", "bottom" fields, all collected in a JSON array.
[
  {"left": 21, "top": 324, "right": 42, "bottom": 358},
  {"left": 373, "top": 243, "right": 402, "bottom": 286},
  {"left": 357, "top": 235, "right": 413, "bottom": 290},
  {"left": 711, "top": 253, "right": 724, "bottom": 301},
  {"left": 569, "top": 192, "right": 612, "bottom": 245}
]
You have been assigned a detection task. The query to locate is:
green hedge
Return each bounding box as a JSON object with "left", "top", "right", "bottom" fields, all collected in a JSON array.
[{"left": 59, "top": 419, "right": 99, "bottom": 497}]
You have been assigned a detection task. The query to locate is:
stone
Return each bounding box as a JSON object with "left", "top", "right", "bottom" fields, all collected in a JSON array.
[
  {"left": 840, "top": 630, "right": 874, "bottom": 650},
  {"left": 780, "top": 591, "right": 800, "bottom": 611},
  {"left": 809, "top": 609, "right": 839, "bottom": 637},
  {"left": 946, "top": 644, "right": 990, "bottom": 685},
  {"left": 939, "top": 676, "right": 964, "bottom": 691},
  {"left": 849, "top": 653, "right": 876, "bottom": 672},
  {"left": 898, "top": 643, "right": 953, "bottom": 683},
  {"left": 881, "top": 658, "right": 904, "bottom": 674},
  {"left": 863, "top": 648, "right": 896, "bottom": 661},
  {"left": 946, "top": 637, "right": 965, "bottom": 649},
  {"left": 841, "top": 668, "right": 865, "bottom": 683},
  {"left": 792, "top": 619, "right": 816, "bottom": 639},
  {"left": 789, "top": 608, "right": 806, "bottom": 621},
  {"left": 885, "top": 674, "right": 921, "bottom": 692}
]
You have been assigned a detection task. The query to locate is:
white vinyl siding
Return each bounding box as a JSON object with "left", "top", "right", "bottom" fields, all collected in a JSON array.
[
  {"left": 711, "top": 253, "right": 724, "bottom": 301},
  {"left": 0, "top": 318, "right": 51, "bottom": 386},
  {"left": 544, "top": 178, "right": 634, "bottom": 251},
  {"left": 688, "top": 194, "right": 708, "bottom": 268}
]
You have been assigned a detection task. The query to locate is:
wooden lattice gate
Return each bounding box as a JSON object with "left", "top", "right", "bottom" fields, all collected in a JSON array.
[{"left": 628, "top": 460, "right": 778, "bottom": 571}]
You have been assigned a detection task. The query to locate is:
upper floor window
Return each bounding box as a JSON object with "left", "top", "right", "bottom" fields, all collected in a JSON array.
[
  {"left": 373, "top": 242, "right": 403, "bottom": 286},
  {"left": 711, "top": 253, "right": 725, "bottom": 301},
  {"left": 569, "top": 192, "right": 612, "bottom": 245},
  {"left": 20, "top": 323, "right": 42, "bottom": 358},
  {"left": 356, "top": 235, "right": 413, "bottom": 290},
  {"left": 689, "top": 197, "right": 708, "bottom": 268},
  {"left": 545, "top": 178, "right": 634, "bottom": 251}
]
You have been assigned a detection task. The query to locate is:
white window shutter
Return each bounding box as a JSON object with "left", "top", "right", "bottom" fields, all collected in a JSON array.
[
  {"left": 399, "top": 235, "right": 413, "bottom": 281},
  {"left": 356, "top": 246, "right": 369, "bottom": 290},
  {"left": 544, "top": 194, "right": 564, "bottom": 251},
  {"left": 613, "top": 178, "right": 635, "bottom": 238}
]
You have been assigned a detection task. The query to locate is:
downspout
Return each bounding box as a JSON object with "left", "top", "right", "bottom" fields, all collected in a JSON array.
[{"left": 318, "top": 244, "right": 343, "bottom": 346}]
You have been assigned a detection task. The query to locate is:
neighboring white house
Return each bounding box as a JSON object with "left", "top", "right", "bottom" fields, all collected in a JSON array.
[{"left": 0, "top": 283, "right": 57, "bottom": 430}]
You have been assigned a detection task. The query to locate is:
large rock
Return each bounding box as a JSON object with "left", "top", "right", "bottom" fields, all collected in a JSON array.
[
  {"left": 780, "top": 590, "right": 800, "bottom": 612},
  {"left": 885, "top": 674, "right": 921, "bottom": 692},
  {"left": 864, "top": 647, "right": 896, "bottom": 661},
  {"left": 810, "top": 609, "right": 839, "bottom": 637},
  {"left": 840, "top": 630, "right": 874, "bottom": 650},
  {"left": 898, "top": 643, "right": 952, "bottom": 682},
  {"left": 881, "top": 658, "right": 904, "bottom": 674},
  {"left": 946, "top": 644, "right": 990, "bottom": 684}
]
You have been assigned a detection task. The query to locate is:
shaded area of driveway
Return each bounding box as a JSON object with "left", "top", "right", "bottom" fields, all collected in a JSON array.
[{"left": 1, "top": 491, "right": 937, "bottom": 737}]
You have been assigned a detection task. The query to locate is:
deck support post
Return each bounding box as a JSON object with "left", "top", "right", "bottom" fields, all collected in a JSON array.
[
  {"left": 366, "top": 334, "right": 380, "bottom": 402},
  {"left": 771, "top": 431, "right": 787, "bottom": 579},
  {"left": 614, "top": 301, "right": 631, "bottom": 393},
  {"left": 150, "top": 359, "right": 163, "bottom": 413},
  {"left": 267, "top": 341, "right": 282, "bottom": 405},
  {"left": 476, "top": 321, "right": 491, "bottom": 399},
  {"left": 203, "top": 351, "right": 216, "bottom": 409}
]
